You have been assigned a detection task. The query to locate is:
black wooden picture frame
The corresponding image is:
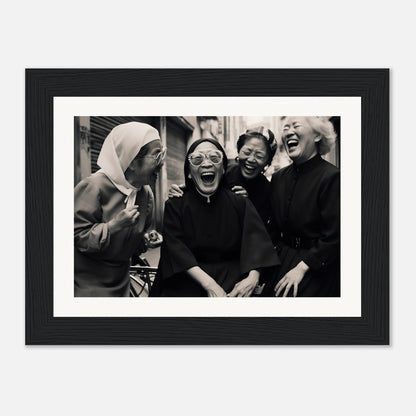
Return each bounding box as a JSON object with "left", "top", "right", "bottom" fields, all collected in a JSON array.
[{"left": 26, "top": 69, "right": 389, "bottom": 345}]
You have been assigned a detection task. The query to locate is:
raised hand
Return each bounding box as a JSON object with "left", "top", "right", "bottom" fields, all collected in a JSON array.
[{"left": 108, "top": 206, "right": 140, "bottom": 233}]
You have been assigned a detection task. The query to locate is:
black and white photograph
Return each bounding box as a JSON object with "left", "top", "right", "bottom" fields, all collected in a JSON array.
[{"left": 73, "top": 115, "right": 341, "bottom": 299}]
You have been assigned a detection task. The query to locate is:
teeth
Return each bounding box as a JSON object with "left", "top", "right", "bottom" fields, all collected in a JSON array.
[
  {"left": 244, "top": 164, "right": 255, "bottom": 170},
  {"left": 201, "top": 171, "right": 215, "bottom": 184},
  {"left": 287, "top": 139, "right": 298, "bottom": 146}
]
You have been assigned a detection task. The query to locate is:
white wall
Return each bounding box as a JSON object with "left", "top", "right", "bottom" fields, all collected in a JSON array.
[{"left": 3, "top": 1, "right": 412, "bottom": 416}]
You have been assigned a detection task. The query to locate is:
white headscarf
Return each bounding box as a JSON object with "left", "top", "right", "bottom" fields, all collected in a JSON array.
[{"left": 97, "top": 122, "right": 161, "bottom": 208}]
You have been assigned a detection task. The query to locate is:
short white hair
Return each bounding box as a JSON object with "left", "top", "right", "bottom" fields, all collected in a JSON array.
[{"left": 280, "top": 116, "right": 337, "bottom": 155}]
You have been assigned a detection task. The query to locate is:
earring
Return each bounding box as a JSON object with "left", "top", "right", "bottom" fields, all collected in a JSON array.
[{"left": 235, "top": 156, "right": 239, "bottom": 162}]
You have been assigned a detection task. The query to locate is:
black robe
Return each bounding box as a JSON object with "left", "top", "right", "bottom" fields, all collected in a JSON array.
[
  {"left": 224, "top": 163, "right": 272, "bottom": 229},
  {"left": 267, "top": 154, "right": 340, "bottom": 297},
  {"left": 150, "top": 187, "right": 279, "bottom": 297}
]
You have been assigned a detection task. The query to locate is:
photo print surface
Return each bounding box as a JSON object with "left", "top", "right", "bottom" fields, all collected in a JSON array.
[{"left": 74, "top": 115, "right": 341, "bottom": 299}]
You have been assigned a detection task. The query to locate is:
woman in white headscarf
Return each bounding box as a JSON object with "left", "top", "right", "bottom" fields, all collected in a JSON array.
[{"left": 74, "top": 122, "right": 165, "bottom": 297}]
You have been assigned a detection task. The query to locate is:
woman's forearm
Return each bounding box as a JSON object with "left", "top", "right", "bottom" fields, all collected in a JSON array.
[
  {"left": 186, "top": 266, "right": 227, "bottom": 297},
  {"left": 186, "top": 266, "right": 216, "bottom": 290},
  {"left": 246, "top": 270, "right": 260, "bottom": 285},
  {"left": 297, "top": 260, "right": 310, "bottom": 273}
]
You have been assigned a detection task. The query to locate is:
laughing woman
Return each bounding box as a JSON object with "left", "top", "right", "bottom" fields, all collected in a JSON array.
[
  {"left": 150, "top": 138, "right": 279, "bottom": 297},
  {"left": 223, "top": 126, "right": 276, "bottom": 228},
  {"left": 168, "top": 126, "right": 277, "bottom": 229},
  {"left": 268, "top": 116, "right": 340, "bottom": 297},
  {"left": 74, "top": 122, "right": 164, "bottom": 297}
]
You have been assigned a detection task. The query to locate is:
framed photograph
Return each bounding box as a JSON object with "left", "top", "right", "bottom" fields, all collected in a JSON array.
[{"left": 26, "top": 69, "right": 389, "bottom": 344}]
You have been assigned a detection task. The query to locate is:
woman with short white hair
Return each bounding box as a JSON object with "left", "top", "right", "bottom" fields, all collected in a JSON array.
[{"left": 268, "top": 116, "right": 340, "bottom": 297}]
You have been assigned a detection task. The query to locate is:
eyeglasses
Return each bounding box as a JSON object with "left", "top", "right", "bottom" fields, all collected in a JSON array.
[
  {"left": 139, "top": 147, "right": 166, "bottom": 165},
  {"left": 188, "top": 150, "right": 223, "bottom": 167}
]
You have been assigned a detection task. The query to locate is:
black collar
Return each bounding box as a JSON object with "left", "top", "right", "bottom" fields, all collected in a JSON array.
[
  {"left": 292, "top": 154, "right": 322, "bottom": 174},
  {"left": 190, "top": 185, "right": 223, "bottom": 204}
]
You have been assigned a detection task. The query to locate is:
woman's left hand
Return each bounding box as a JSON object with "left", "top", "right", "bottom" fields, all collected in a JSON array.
[
  {"left": 144, "top": 230, "right": 163, "bottom": 249},
  {"left": 228, "top": 270, "right": 260, "bottom": 297},
  {"left": 274, "top": 261, "right": 309, "bottom": 297},
  {"left": 231, "top": 185, "right": 248, "bottom": 198},
  {"left": 168, "top": 184, "right": 185, "bottom": 198}
]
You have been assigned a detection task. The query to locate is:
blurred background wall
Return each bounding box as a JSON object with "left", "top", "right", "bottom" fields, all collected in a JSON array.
[{"left": 74, "top": 115, "right": 340, "bottom": 231}]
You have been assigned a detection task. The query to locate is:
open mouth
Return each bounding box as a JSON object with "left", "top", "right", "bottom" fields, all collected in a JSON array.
[
  {"left": 286, "top": 139, "right": 299, "bottom": 150},
  {"left": 243, "top": 163, "right": 256, "bottom": 172},
  {"left": 201, "top": 171, "right": 215, "bottom": 184},
  {"left": 240, "top": 162, "right": 259, "bottom": 178}
]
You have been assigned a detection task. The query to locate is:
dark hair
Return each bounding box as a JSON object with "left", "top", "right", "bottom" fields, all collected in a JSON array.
[
  {"left": 236, "top": 126, "right": 277, "bottom": 165},
  {"left": 184, "top": 138, "right": 228, "bottom": 189}
]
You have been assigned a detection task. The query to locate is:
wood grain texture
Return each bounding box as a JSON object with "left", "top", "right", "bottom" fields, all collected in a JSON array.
[{"left": 25, "top": 69, "right": 389, "bottom": 345}]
